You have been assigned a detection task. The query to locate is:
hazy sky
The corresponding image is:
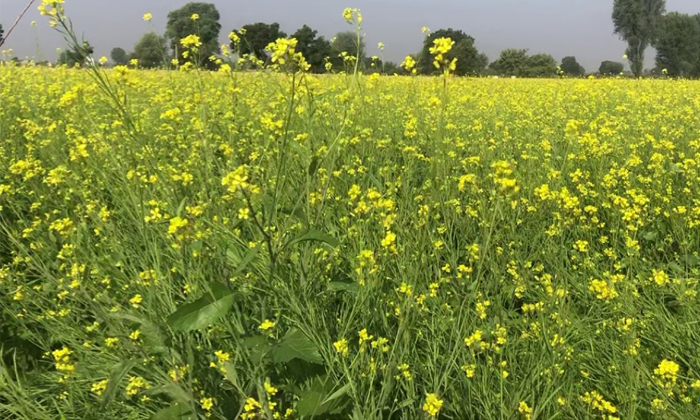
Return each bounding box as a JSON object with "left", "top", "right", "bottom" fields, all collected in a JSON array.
[{"left": 1, "top": 0, "right": 698, "bottom": 71}]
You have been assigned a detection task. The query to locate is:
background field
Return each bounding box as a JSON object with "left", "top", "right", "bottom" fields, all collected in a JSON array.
[{"left": 2, "top": 66, "right": 700, "bottom": 419}]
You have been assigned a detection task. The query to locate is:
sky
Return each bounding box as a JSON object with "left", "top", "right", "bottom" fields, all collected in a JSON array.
[{"left": 0, "top": 0, "right": 698, "bottom": 71}]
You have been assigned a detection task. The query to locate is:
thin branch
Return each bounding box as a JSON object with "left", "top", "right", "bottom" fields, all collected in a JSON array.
[{"left": 0, "top": 0, "right": 38, "bottom": 49}]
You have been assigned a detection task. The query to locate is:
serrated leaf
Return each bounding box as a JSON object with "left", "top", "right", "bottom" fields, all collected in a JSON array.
[
  {"left": 99, "top": 359, "right": 136, "bottom": 410},
  {"left": 272, "top": 328, "right": 323, "bottom": 365},
  {"left": 167, "top": 283, "right": 235, "bottom": 332},
  {"left": 150, "top": 402, "right": 196, "bottom": 420},
  {"left": 286, "top": 229, "right": 339, "bottom": 249}
]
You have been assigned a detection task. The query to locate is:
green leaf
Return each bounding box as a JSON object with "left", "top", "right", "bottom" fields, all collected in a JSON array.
[
  {"left": 642, "top": 231, "right": 658, "bottom": 241},
  {"left": 327, "top": 281, "right": 358, "bottom": 293},
  {"left": 109, "top": 313, "right": 168, "bottom": 355},
  {"left": 296, "top": 390, "right": 326, "bottom": 416},
  {"left": 272, "top": 328, "right": 324, "bottom": 365},
  {"left": 308, "top": 156, "right": 320, "bottom": 176},
  {"left": 147, "top": 383, "right": 193, "bottom": 406},
  {"left": 296, "top": 377, "right": 348, "bottom": 416},
  {"left": 150, "top": 402, "right": 196, "bottom": 420},
  {"left": 321, "top": 383, "right": 351, "bottom": 406},
  {"left": 682, "top": 254, "right": 700, "bottom": 267},
  {"left": 668, "top": 262, "right": 684, "bottom": 274},
  {"left": 286, "top": 229, "right": 339, "bottom": 249},
  {"left": 242, "top": 335, "right": 273, "bottom": 364},
  {"left": 175, "top": 198, "right": 187, "bottom": 217},
  {"left": 100, "top": 359, "right": 136, "bottom": 410},
  {"left": 167, "top": 283, "right": 235, "bottom": 332},
  {"left": 227, "top": 246, "right": 260, "bottom": 276},
  {"left": 222, "top": 361, "right": 239, "bottom": 385}
]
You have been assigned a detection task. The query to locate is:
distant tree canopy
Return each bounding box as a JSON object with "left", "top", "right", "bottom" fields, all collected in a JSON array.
[
  {"left": 599, "top": 60, "right": 624, "bottom": 75},
  {"left": 653, "top": 12, "right": 700, "bottom": 77},
  {"left": 58, "top": 41, "right": 94, "bottom": 66},
  {"left": 560, "top": 56, "right": 586, "bottom": 76},
  {"left": 525, "top": 54, "right": 558, "bottom": 77},
  {"left": 489, "top": 49, "right": 528, "bottom": 76},
  {"left": 612, "top": 0, "right": 666, "bottom": 77},
  {"left": 489, "top": 49, "right": 557, "bottom": 77},
  {"left": 291, "top": 24, "right": 331, "bottom": 73},
  {"left": 166, "top": 2, "right": 221, "bottom": 67},
  {"left": 331, "top": 31, "right": 365, "bottom": 59},
  {"left": 418, "top": 29, "right": 488, "bottom": 75},
  {"left": 132, "top": 33, "right": 169, "bottom": 68},
  {"left": 91, "top": 2, "right": 700, "bottom": 79},
  {"left": 331, "top": 31, "right": 366, "bottom": 70},
  {"left": 233, "top": 23, "right": 287, "bottom": 62},
  {"left": 110, "top": 47, "right": 129, "bottom": 65}
]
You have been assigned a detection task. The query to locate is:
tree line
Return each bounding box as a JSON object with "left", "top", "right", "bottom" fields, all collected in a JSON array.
[{"left": 4, "top": 0, "right": 697, "bottom": 78}]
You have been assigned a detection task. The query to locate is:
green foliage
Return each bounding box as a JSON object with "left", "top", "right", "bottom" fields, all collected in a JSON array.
[
  {"left": 489, "top": 48, "right": 529, "bottom": 76},
  {"left": 9, "top": 5, "right": 700, "bottom": 420},
  {"left": 524, "top": 53, "right": 558, "bottom": 77},
  {"left": 110, "top": 47, "right": 129, "bottom": 65},
  {"left": 132, "top": 33, "right": 168, "bottom": 68},
  {"left": 331, "top": 30, "right": 365, "bottom": 70},
  {"left": 167, "top": 283, "right": 236, "bottom": 332},
  {"left": 291, "top": 24, "right": 331, "bottom": 73},
  {"left": 165, "top": 2, "right": 221, "bottom": 67},
  {"left": 612, "top": 0, "right": 666, "bottom": 77},
  {"left": 418, "top": 28, "right": 488, "bottom": 76},
  {"left": 150, "top": 402, "right": 196, "bottom": 420},
  {"left": 560, "top": 56, "right": 586, "bottom": 76},
  {"left": 272, "top": 329, "right": 324, "bottom": 364},
  {"left": 233, "top": 22, "right": 287, "bottom": 62},
  {"left": 599, "top": 60, "right": 625, "bottom": 75},
  {"left": 57, "top": 41, "right": 94, "bottom": 66},
  {"left": 653, "top": 12, "right": 700, "bottom": 77}
]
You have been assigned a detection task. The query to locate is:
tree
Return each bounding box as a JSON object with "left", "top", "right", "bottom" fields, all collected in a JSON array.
[
  {"left": 418, "top": 29, "right": 488, "bottom": 75},
  {"left": 612, "top": 0, "right": 666, "bottom": 78},
  {"left": 166, "top": 2, "right": 221, "bottom": 67},
  {"left": 110, "top": 47, "right": 129, "bottom": 65},
  {"left": 599, "top": 60, "right": 624, "bottom": 75},
  {"left": 57, "top": 41, "right": 94, "bottom": 66},
  {"left": 524, "top": 53, "right": 558, "bottom": 77},
  {"left": 233, "top": 23, "right": 287, "bottom": 62},
  {"left": 132, "top": 33, "right": 168, "bottom": 68},
  {"left": 653, "top": 12, "right": 700, "bottom": 77},
  {"left": 0, "top": 24, "right": 4, "bottom": 44},
  {"left": 331, "top": 31, "right": 365, "bottom": 70},
  {"left": 331, "top": 31, "right": 365, "bottom": 59},
  {"left": 291, "top": 24, "right": 331, "bottom": 73},
  {"left": 560, "top": 56, "right": 586, "bottom": 76},
  {"left": 489, "top": 49, "right": 529, "bottom": 76}
]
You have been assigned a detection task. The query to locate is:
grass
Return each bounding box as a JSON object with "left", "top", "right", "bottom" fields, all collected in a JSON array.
[{"left": 2, "top": 14, "right": 700, "bottom": 420}]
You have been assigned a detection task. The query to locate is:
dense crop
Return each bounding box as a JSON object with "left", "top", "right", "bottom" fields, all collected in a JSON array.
[{"left": 3, "top": 25, "right": 700, "bottom": 420}]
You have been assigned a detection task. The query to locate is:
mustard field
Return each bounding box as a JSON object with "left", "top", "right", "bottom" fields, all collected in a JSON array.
[{"left": 2, "top": 65, "right": 700, "bottom": 419}]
